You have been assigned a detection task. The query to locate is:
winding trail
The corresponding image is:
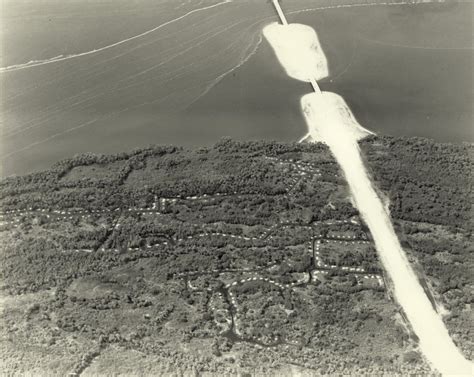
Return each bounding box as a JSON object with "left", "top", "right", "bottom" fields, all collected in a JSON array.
[{"left": 266, "top": 1, "right": 473, "bottom": 375}]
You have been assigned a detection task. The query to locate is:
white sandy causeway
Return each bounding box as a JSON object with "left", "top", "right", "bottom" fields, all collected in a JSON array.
[
  {"left": 263, "top": 23, "right": 328, "bottom": 82},
  {"left": 301, "top": 92, "right": 473, "bottom": 376},
  {"left": 263, "top": 12, "right": 472, "bottom": 373}
]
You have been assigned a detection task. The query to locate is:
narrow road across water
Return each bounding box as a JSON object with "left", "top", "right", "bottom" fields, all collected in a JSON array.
[{"left": 267, "top": 1, "right": 473, "bottom": 375}]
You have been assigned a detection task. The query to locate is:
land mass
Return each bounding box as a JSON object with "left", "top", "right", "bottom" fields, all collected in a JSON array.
[{"left": 0, "top": 137, "right": 471, "bottom": 376}]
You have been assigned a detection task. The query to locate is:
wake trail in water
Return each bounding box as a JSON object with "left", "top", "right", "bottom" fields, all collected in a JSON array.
[
  {"left": 359, "top": 35, "right": 474, "bottom": 50},
  {"left": 0, "top": 0, "right": 232, "bottom": 73},
  {"left": 286, "top": 0, "right": 453, "bottom": 17},
  {"left": 0, "top": 22, "right": 262, "bottom": 159},
  {"left": 184, "top": 26, "right": 264, "bottom": 110},
  {"left": 2, "top": 10, "right": 219, "bottom": 103},
  {"left": 1, "top": 80, "right": 213, "bottom": 160},
  {"left": 3, "top": 18, "right": 248, "bottom": 140}
]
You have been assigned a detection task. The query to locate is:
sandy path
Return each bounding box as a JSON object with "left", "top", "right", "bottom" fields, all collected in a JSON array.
[{"left": 301, "top": 92, "right": 472, "bottom": 376}]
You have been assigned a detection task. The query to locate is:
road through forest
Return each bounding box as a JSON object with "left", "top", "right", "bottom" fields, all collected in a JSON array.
[{"left": 266, "top": 1, "right": 473, "bottom": 375}]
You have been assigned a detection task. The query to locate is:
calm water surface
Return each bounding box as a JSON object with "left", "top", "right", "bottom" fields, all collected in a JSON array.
[{"left": 1, "top": 1, "right": 472, "bottom": 176}]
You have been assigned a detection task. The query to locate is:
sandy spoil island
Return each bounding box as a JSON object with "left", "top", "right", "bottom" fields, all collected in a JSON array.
[
  {"left": 263, "top": 22, "right": 328, "bottom": 82},
  {"left": 301, "top": 92, "right": 373, "bottom": 142}
]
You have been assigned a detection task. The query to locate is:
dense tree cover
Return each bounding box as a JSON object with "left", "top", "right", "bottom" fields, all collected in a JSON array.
[
  {"left": 360, "top": 136, "right": 472, "bottom": 229},
  {"left": 361, "top": 136, "right": 473, "bottom": 358},
  {"left": 1, "top": 141, "right": 340, "bottom": 213},
  {"left": 0, "top": 139, "right": 433, "bottom": 375}
]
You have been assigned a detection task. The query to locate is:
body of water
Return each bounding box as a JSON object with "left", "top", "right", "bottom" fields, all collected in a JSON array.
[{"left": 1, "top": 0, "right": 472, "bottom": 176}]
